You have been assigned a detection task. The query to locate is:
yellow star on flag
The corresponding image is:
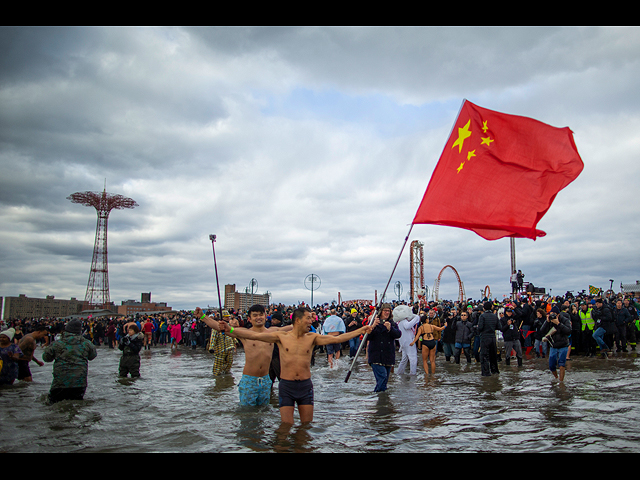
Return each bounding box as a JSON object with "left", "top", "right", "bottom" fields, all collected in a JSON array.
[
  {"left": 451, "top": 117, "right": 495, "bottom": 173},
  {"left": 452, "top": 120, "right": 472, "bottom": 153}
]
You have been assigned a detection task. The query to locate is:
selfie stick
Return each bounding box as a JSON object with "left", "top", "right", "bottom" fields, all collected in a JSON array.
[
  {"left": 345, "top": 224, "right": 414, "bottom": 383},
  {"left": 209, "top": 234, "right": 224, "bottom": 321}
]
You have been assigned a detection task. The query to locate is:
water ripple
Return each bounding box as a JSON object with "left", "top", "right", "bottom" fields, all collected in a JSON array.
[{"left": 1, "top": 346, "right": 640, "bottom": 452}]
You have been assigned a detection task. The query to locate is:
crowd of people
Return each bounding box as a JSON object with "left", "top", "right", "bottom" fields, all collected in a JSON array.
[{"left": 1, "top": 290, "right": 639, "bottom": 418}]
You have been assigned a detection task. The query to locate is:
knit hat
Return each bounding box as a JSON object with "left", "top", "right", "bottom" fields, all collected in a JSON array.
[
  {"left": 65, "top": 319, "right": 83, "bottom": 334},
  {"left": 0, "top": 328, "right": 15, "bottom": 341}
]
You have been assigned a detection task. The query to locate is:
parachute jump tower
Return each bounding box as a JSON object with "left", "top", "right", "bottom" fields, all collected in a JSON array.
[{"left": 67, "top": 187, "right": 138, "bottom": 312}]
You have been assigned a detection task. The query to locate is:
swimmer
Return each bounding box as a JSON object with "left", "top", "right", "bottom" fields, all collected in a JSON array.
[
  {"left": 198, "top": 304, "right": 292, "bottom": 405},
  {"left": 411, "top": 316, "right": 447, "bottom": 375},
  {"left": 220, "top": 306, "right": 372, "bottom": 424}
]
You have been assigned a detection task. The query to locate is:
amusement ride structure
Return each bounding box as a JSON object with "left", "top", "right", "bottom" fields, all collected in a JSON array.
[
  {"left": 410, "top": 240, "right": 425, "bottom": 303},
  {"left": 67, "top": 187, "right": 138, "bottom": 311},
  {"left": 432, "top": 264, "right": 466, "bottom": 303},
  {"left": 409, "top": 240, "right": 468, "bottom": 303}
]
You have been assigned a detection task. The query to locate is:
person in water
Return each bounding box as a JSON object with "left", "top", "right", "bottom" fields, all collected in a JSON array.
[
  {"left": 219, "top": 306, "right": 372, "bottom": 425},
  {"left": 411, "top": 312, "right": 447, "bottom": 375}
]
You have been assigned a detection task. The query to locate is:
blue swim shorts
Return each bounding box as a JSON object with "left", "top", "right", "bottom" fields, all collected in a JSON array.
[{"left": 238, "top": 374, "right": 272, "bottom": 406}]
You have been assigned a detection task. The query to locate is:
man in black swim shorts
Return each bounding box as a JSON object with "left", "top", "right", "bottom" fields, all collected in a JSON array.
[
  {"left": 278, "top": 378, "right": 314, "bottom": 408},
  {"left": 221, "top": 307, "right": 372, "bottom": 424}
]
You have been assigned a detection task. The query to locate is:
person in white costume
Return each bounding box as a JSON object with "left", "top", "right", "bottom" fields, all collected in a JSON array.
[{"left": 394, "top": 305, "right": 422, "bottom": 375}]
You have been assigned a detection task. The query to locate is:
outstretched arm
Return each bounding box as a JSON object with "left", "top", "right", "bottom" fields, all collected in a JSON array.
[
  {"left": 219, "top": 321, "right": 281, "bottom": 344},
  {"left": 270, "top": 325, "right": 293, "bottom": 332},
  {"left": 314, "top": 325, "right": 371, "bottom": 346},
  {"left": 195, "top": 307, "right": 223, "bottom": 331}
]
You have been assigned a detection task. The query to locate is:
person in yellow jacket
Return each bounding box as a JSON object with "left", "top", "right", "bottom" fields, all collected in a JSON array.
[
  {"left": 196, "top": 308, "right": 237, "bottom": 376},
  {"left": 578, "top": 302, "right": 596, "bottom": 357}
]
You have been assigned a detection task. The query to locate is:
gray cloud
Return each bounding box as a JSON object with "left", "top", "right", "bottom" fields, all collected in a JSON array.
[{"left": 1, "top": 26, "right": 638, "bottom": 312}]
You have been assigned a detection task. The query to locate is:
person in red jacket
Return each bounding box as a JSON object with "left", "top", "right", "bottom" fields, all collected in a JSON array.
[
  {"left": 142, "top": 317, "right": 155, "bottom": 350},
  {"left": 169, "top": 321, "right": 182, "bottom": 351}
]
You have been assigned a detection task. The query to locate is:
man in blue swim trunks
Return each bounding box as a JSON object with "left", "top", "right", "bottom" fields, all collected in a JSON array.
[
  {"left": 222, "top": 306, "right": 372, "bottom": 424},
  {"left": 197, "top": 304, "right": 292, "bottom": 407}
]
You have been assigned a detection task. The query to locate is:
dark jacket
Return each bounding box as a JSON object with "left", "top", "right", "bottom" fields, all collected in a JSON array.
[
  {"left": 592, "top": 305, "right": 616, "bottom": 334},
  {"left": 532, "top": 315, "right": 547, "bottom": 340},
  {"left": 612, "top": 306, "right": 632, "bottom": 327},
  {"left": 345, "top": 315, "right": 363, "bottom": 333},
  {"left": 477, "top": 311, "right": 499, "bottom": 339},
  {"left": 540, "top": 313, "right": 572, "bottom": 349},
  {"left": 499, "top": 314, "right": 521, "bottom": 342},
  {"left": 452, "top": 317, "right": 474, "bottom": 344},
  {"left": 514, "top": 302, "right": 533, "bottom": 327},
  {"left": 569, "top": 311, "right": 582, "bottom": 331},
  {"left": 119, "top": 333, "right": 144, "bottom": 356},
  {"left": 366, "top": 320, "right": 401, "bottom": 366},
  {"left": 442, "top": 313, "right": 456, "bottom": 343}
]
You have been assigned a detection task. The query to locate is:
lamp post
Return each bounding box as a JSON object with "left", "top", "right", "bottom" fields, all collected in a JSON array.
[{"left": 304, "top": 274, "right": 321, "bottom": 307}]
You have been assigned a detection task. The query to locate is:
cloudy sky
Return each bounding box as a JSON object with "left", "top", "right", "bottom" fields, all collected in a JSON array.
[{"left": 1, "top": 26, "right": 639, "bottom": 312}]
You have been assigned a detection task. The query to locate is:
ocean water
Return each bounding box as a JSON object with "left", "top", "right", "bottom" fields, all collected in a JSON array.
[{"left": 1, "top": 344, "right": 639, "bottom": 453}]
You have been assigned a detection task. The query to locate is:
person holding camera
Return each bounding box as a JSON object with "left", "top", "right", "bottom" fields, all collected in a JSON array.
[
  {"left": 540, "top": 311, "right": 572, "bottom": 382},
  {"left": 365, "top": 303, "right": 401, "bottom": 392},
  {"left": 118, "top": 322, "right": 144, "bottom": 378}
]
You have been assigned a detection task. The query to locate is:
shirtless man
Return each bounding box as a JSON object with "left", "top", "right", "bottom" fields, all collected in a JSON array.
[
  {"left": 220, "top": 306, "right": 372, "bottom": 424},
  {"left": 198, "top": 304, "right": 293, "bottom": 405},
  {"left": 17, "top": 326, "right": 48, "bottom": 382}
]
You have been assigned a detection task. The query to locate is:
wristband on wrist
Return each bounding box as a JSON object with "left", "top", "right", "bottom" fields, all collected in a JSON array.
[
  {"left": 229, "top": 326, "right": 234, "bottom": 334},
  {"left": 200, "top": 314, "right": 206, "bottom": 320}
]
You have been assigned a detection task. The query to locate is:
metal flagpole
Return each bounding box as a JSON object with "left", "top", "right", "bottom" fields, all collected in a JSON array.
[{"left": 345, "top": 223, "right": 414, "bottom": 383}]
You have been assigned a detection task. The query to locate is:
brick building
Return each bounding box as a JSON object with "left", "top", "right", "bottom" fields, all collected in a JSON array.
[
  {"left": 2, "top": 294, "right": 83, "bottom": 319},
  {"left": 224, "top": 284, "right": 270, "bottom": 313},
  {"left": 117, "top": 293, "right": 172, "bottom": 316}
]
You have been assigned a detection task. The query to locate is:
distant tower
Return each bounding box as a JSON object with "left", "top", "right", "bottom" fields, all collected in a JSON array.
[
  {"left": 67, "top": 187, "right": 138, "bottom": 311},
  {"left": 410, "top": 240, "right": 424, "bottom": 303}
]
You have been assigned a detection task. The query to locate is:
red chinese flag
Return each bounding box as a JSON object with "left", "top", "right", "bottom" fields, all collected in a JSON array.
[{"left": 412, "top": 100, "right": 583, "bottom": 241}]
